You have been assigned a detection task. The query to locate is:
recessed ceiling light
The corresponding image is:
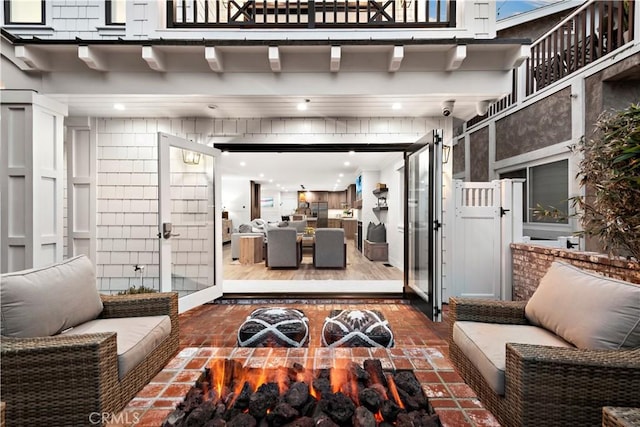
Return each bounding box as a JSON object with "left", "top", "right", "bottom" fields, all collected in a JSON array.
[
  {"left": 339, "top": 173, "right": 344, "bottom": 177},
  {"left": 222, "top": 151, "right": 230, "bottom": 156},
  {"left": 240, "top": 161, "right": 246, "bottom": 167},
  {"left": 337, "top": 179, "right": 341, "bottom": 183},
  {"left": 276, "top": 183, "right": 280, "bottom": 187},
  {"left": 349, "top": 151, "right": 355, "bottom": 156},
  {"left": 113, "top": 103, "right": 125, "bottom": 111},
  {"left": 392, "top": 102, "right": 402, "bottom": 110},
  {"left": 269, "top": 179, "right": 273, "bottom": 183},
  {"left": 297, "top": 99, "right": 310, "bottom": 111},
  {"left": 344, "top": 161, "right": 350, "bottom": 166},
  {"left": 260, "top": 173, "right": 264, "bottom": 177}
]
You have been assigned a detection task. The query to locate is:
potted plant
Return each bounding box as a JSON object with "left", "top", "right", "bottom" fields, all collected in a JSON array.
[{"left": 571, "top": 103, "right": 640, "bottom": 260}]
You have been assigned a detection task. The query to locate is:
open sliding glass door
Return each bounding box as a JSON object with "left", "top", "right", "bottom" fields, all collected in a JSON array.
[
  {"left": 404, "top": 130, "right": 443, "bottom": 321},
  {"left": 158, "top": 132, "right": 222, "bottom": 313}
]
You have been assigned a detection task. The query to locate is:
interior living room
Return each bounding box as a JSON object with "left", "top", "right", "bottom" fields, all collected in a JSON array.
[
  {"left": 2, "top": 1, "right": 639, "bottom": 427},
  {"left": 219, "top": 149, "right": 406, "bottom": 290}
]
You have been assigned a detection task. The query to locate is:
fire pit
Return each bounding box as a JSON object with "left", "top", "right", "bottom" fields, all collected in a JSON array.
[{"left": 162, "top": 358, "right": 440, "bottom": 426}]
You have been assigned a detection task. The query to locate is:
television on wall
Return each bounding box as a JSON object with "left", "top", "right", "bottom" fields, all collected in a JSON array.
[{"left": 355, "top": 175, "right": 362, "bottom": 199}]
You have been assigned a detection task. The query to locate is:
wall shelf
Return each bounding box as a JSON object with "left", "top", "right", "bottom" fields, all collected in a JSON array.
[{"left": 373, "top": 187, "right": 388, "bottom": 211}]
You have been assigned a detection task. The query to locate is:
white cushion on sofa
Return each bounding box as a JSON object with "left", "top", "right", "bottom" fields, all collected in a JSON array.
[
  {"left": 525, "top": 261, "right": 640, "bottom": 350},
  {"left": 64, "top": 315, "right": 171, "bottom": 379},
  {"left": 453, "top": 321, "right": 573, "bottom": 395},
  {"left": 0, "top": 255, "right": 103, "bottom": 338}
]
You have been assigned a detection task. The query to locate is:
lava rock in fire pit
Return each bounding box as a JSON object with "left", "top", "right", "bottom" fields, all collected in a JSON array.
[
  {"left": 322, "top": 309, "right": 394, "bottom": 348},
  {"left": 318, "top": 392, "right": 356, "bottom": 425},
  {"left": 237, "top": 307, "right": 309, "bottom": 347}
]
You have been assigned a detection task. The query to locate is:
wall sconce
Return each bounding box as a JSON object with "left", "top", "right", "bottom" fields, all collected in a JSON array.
[
  {"left": 442, "top": 145, "right": 451, "bottom": 164},
  {"left": 182, "top": 150, "right": 201, "bottom": 165}
]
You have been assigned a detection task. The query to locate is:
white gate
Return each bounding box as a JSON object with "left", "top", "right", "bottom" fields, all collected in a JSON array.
[{"left": 451, "top": 179, "right": 523, "bottom": 300}]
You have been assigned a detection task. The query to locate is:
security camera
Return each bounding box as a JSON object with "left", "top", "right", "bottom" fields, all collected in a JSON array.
[{"left": 441, "top": 100, "right": 454, "bottom": 117}]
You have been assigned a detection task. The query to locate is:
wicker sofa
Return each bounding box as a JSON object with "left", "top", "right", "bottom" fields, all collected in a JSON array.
[
  {"left": 1, "top": 255, "right": 179, "bottom": 426},
  {"left": 449, "top": 261, "right": 640, "bottom": 427}
]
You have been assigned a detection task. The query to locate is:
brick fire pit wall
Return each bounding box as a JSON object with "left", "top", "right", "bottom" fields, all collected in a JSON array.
[{"left": 511, "top": 243, "right": 640, "bottom": 301}]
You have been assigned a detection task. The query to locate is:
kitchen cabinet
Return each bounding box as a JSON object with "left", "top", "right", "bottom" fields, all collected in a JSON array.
[
  {"left": 327, "top": 218, "right": 342, "bottom": 228},
  {"left": 346, "top": 184, "right": 357, "bottom": 207},
  {"left": 328, "top": 191, "right": 347, "bottom": 209},
  {"left": 342, "top": 218, "right": 357, "bottom": 239},
  {"left": 299, "top": 191, "right": 328, "bottom": 203}
]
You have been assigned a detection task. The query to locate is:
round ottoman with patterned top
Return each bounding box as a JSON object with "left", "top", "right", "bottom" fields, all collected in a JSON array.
[
  {"left": 237, "top": 308, "right": 309, "bottom": 347},
  {"left": 322, "top": 309, "right": 394, "bottom": 348}
]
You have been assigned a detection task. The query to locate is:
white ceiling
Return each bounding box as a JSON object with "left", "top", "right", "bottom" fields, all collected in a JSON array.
[
  {"left": 3, "top": 38, "right": 525, "bottom": 193},
  {"left": 58, "top": 93, "right": 479, "bottom": 119},
  {"left": 218, "top": 150, "right": 403, "bottom": 192}
]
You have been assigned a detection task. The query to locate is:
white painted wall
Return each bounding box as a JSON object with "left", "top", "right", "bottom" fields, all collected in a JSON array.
[
  {"left": 260, "top": 189, "right": 282, "bottom": 223},
  {"left": 360, "top": 170, "right": 381, "bottom": 230},
  {"left": 221, "top": 176, "right": 251, "bottom": 228},
  {"left": 1, "top": 91, "right": 67, "bottom": 273},
  {"left": 379, "top": 159, "right": 404, "bottom": 271}
]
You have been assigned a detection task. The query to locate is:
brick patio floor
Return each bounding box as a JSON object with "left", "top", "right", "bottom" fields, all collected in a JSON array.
[{"left": 114, "top": 300, "right": 501, "bottom": 427}]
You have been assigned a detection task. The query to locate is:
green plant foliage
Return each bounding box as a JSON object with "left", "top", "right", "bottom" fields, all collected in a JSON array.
[
  {"left": 572, "top": 103, "right": 640, "bottom": 260},
  {"left": 117, "top": 286, "right": 158, "bottom": 295}
]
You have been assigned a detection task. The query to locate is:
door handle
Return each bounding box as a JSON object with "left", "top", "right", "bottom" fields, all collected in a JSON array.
[{"left": 161, "top": 222, "right": 181, "bottom": 239}]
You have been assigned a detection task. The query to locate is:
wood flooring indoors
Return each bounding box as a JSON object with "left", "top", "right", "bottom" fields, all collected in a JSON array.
[{"left": 222, "top": 239, "right": 402, "bottom": 281}]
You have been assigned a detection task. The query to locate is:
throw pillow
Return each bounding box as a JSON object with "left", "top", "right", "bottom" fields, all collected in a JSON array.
[
  {"left": 367, "top": 222, "right": 386, "bottom": 243},
  {"left": 1, "top": 255, "right": 103, "bottom": 337},
  {"left": 238, "top": 224, "right": 252, "bottom": 233},
  {"left": 525, "top": 261, "right": 640, "bottom": 350}
]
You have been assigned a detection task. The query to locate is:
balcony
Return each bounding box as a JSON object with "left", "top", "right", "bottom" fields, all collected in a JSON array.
[
  {"left": 167, "top": 0, "right": 456, "bottom": 28},
  {"left": 526, "top": 0, "right": 635, "bottom": 95},
  {"left": 464, "top": 0, "right": 637, "bottom": 129}
]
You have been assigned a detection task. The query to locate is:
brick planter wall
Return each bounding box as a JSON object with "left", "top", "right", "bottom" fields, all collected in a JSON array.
[{"left": 511, "top": 243, "right": 640, "bottom": 301}]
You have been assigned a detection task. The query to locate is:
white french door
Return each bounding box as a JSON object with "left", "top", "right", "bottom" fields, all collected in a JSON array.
[{"left": 158, "top": 132, "right": 222, "bottom": 313}]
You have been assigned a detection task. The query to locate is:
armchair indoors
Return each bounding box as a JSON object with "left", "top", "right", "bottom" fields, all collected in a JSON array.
[
  {"left": 313, "top": 228, "right": 346, "bottom": 268},
  {"left": 1, "top": 256, "right": 179, "bottom": 426},
  {"left": 265, "top": 228, "right": 301, "bottom": 268}
]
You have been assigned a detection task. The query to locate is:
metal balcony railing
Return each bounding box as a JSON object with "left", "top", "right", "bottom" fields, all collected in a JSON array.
[
  {"left": 526, "top": 0, "right": 635, "bottom": 95},
  {"left": 167, "top": 0, "right": 456, "bottom": 28}
]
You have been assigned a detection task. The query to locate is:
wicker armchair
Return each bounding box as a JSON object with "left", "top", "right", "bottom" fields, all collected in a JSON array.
[
  {"left": 1, "top": 292, "right": 179, "bottom": 426},
  {"left": 449, "top": 297, "right": 640, "bottom": 427}
]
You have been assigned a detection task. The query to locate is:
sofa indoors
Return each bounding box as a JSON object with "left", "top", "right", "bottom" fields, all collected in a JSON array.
[
  {"left": 0, "top": 255, "right": 179, "bottom": 426},
  {"left": 230, "top": 218, "right": 307, "bottom": 260},
  {"left": 449, "top": 261, "right": 640, "bottom": 427}
]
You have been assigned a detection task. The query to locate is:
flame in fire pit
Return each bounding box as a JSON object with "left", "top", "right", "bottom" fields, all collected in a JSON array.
[
  {"left": 386, "top": 373, "right": 406, "bottom": 409},
  {"left": 164, "top": 358, "right": 440, "bottom": 427}
]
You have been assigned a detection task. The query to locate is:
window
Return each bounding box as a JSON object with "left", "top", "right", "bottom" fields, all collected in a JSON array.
[
  {"left": 500, "top": 159, "right": 569, "bottom": 224},
  {"left": 4, "top": 0, "right": 45, "bottom": 24},
  {"left": 529, "top": 160, "right": 569, "bottom": 224},
  {"left": 106, "top": 0, "right": 126, "bottom": 25}
]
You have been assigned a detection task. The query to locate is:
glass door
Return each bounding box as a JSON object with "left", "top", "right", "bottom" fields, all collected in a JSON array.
[
  {"left": 158, "top": 132, "right": 222, "bottom": 312},
  {"left": 404, "top": 130, "right": 443, "bottom": 321}
]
